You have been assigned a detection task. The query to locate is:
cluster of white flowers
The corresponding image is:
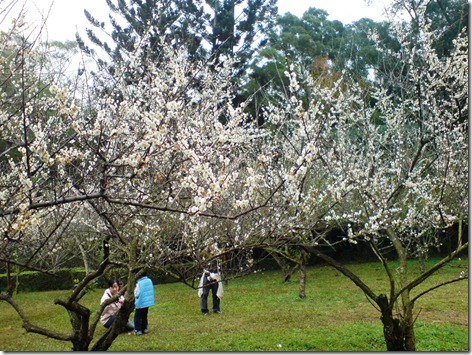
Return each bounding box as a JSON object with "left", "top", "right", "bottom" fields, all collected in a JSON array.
[{"left": 0, "top": 5, "right": 467, "bottom": 280}]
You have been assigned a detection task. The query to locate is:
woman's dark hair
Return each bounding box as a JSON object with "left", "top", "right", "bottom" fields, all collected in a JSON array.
[{"left": 108, "top": 278, "right": 119, "bottom": 288}]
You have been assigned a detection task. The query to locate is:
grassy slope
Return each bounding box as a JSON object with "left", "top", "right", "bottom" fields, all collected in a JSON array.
[{"left": 0, "top": 258, "right": 468, "bottom": 351}]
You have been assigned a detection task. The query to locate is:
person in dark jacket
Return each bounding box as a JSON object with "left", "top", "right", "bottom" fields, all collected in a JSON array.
[{"left": 134, "top": 272, "right": 155, "bottom": 336}]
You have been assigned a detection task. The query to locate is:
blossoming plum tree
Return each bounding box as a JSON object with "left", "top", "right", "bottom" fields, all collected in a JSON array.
[
  {"left": 0, "top": 10, "right": 266, "bottom": 349},
  {"left": 255, "top": 6, "right": 468, "bottom": 351}
]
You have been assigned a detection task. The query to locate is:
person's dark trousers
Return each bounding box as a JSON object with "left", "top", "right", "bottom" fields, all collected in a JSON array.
[
  {"left": 200, "top": 278, "right": 220, "bottom": 314},
  {"left": 104, "top": 315, "right": 134, "bottom": 332},
  {"left": 134, "top": 307, "right": 149, "bottom": 332},
  {"left": 104, "top": 316, "right": 115, "bottom": 328}
]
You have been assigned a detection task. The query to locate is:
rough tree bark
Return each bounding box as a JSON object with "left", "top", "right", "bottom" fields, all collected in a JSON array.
[
  {"left": 298, "top": 248, "right": 309, "bottom": 299},
  {"left": 91, "top": 300, "right": 134, "bottom": 351}
]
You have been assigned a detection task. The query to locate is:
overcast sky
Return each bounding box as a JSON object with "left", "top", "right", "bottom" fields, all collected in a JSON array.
[{"left": 2, "top": 0, "right": 392, "bottom": 42}]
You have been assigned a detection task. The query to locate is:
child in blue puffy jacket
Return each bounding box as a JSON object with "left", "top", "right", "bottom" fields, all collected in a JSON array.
[{"left": 134, "top": 271, "right": 155, "bottom": 336}]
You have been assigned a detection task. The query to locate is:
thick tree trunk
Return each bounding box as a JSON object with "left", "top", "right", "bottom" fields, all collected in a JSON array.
[
  {"left": 384, "top": 228, "right": 417, "bottom": 351},
  {"left": 377, "top": 294, "right": 406, "bottom": 351},
  {"left": 378, "top": 304, "right": 416, "bottom": 350},
  {"left": 55, "top": 299, "right": 93, "bottom": 351},
  {"left": 69, "top": 309, "right": 92, "bottom": 351},
  {"left": 401, "top": 301, "right": 416, "bottom": 351},
  {"left": 403, "top": 321, "right": 416, "bottom": 351}
]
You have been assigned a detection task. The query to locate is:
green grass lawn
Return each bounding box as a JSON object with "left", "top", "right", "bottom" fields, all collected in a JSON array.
[{"left": 0, "top": 258, "right": 468, "bottom": 351}]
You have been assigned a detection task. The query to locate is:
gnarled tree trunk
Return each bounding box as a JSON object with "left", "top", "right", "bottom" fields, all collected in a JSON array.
[
  {"left": 377, "top": 294, "right": 406, "bottom": 351},
  {"left": 56, "top": 300, "right": 92, "bottom": 351}
]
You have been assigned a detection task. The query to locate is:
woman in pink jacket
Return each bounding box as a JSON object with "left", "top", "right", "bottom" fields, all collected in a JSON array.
[{"left": 100, "top": 279, "right": 134, "bottom": 331}]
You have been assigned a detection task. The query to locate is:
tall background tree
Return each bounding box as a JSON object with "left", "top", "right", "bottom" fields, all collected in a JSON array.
[
  {"left": 78, "top": 0, "right": 277, "bottom": 75},
  {"left": 238, "top": 6, "right": 390, "bottom": 123}
]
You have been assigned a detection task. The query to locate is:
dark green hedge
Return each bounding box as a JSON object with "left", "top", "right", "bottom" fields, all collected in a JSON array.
[
  {"left": 0, "top": 268, "right": 180, "bottom": 293},
  {"left": 0, "top": 268, "right": 87, "bottom": 293}
]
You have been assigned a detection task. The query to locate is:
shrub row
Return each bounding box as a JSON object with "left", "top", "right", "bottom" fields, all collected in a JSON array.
[
  {"left": 0, "top": 268, "right": 179, "bottom": 293},
  {"left": 0, "top": 268, "right": 87, "bottom": 293}
]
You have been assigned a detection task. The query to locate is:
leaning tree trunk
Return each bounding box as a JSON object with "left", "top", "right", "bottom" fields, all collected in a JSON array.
[
  {"left": 74, "top": 236, "right": 90, "bottom": 274},
  {"left": 91, "top": 300, "right": 134, "bottom": 351},
  {"left": 270, "top": 251, "right": 298, "bottom": 282}
]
